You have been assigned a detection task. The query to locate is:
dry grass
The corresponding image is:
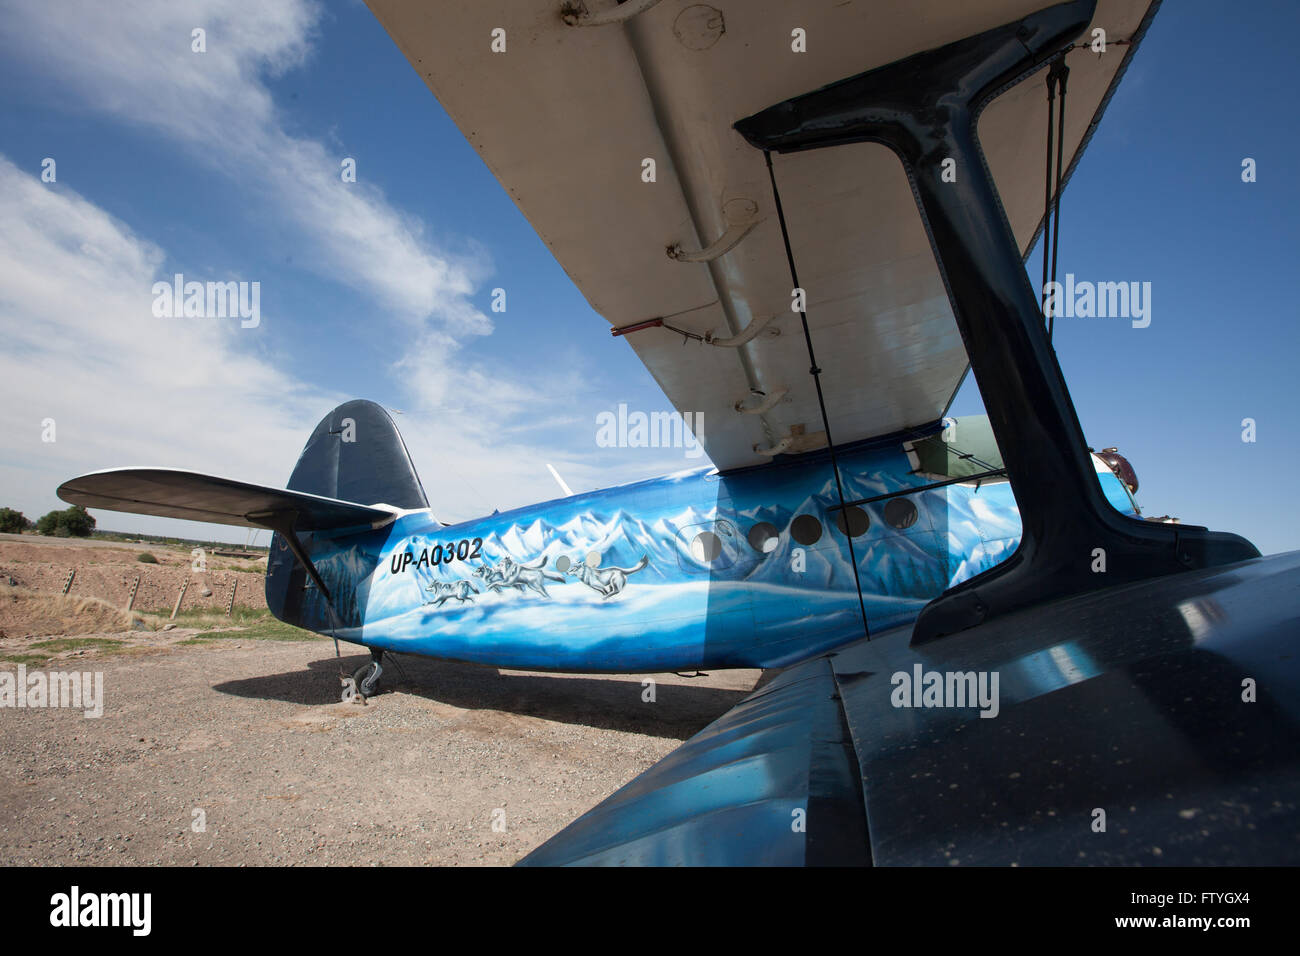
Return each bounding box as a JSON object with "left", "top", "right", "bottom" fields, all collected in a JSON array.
[
  {"left": 144, "top": 606, "right": 268, "bottom": 630},
  {"left": 0, "top": 587, "right": 137, "bottom": 639},
  {"left": 0, "top": 588, "right": 314, "bottom": 666},
  {"left": 179, "top": 619, "right": 322, "bottom": 644}
]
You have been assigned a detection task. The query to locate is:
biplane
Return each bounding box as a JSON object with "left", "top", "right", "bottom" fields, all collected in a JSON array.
[{"left": 60, "top": 0, "right": 1300, "bottom": 865}]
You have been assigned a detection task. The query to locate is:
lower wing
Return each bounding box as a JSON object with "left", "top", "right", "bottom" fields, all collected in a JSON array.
[{"left": 519, "top": 551, "right": 1300, "bottom": 866}]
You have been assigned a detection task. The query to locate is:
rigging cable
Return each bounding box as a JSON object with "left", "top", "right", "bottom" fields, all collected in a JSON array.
[
  {"left": 1043, "top": 57, "right": 1070, "bottom": 340},
  {"left": 1041, "top": 65, "right": 1057, "bottom": 325},
  {"left": 762, "top": 150, "right": 872, "bottom": 642}
]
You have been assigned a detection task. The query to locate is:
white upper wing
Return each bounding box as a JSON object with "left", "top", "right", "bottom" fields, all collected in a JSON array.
[{"left": 367, "top": 0, "right": 1154, "bottom": 469}]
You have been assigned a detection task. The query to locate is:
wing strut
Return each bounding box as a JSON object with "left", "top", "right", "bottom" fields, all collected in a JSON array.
[
  {"left": 735, "top": 0, "right": 1258, "bottom": 643},
  {"left": 762, "top": 149, "right": 871, "bottom": 642}
]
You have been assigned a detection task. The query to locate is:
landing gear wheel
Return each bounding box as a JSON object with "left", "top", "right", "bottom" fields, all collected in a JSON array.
[{"left": 352, "top": 660, "right": 383, "bottom": 698}]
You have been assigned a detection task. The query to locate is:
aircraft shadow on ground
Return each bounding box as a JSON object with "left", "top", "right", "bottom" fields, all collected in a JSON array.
[{"left": 210, "top": 651, "right": 755, "bottom": 740}]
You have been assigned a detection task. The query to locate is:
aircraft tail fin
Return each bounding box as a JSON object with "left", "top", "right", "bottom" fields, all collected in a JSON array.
[
  {"left": 283, "top": 399, "right": 429, "bottom": 511},
  {"left": 56, "top": 400, "right": 425, "bottom": 533},
  {"left": 267, "top": 399, "right": 427, "bottom": 631},
  {"left": 57, "top": 399, "right": 424, "bottom": 636}
]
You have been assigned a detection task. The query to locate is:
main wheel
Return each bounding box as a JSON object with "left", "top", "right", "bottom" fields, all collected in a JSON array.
[{"left": 352, "top": 661, "right": 381, "bottom": 697}]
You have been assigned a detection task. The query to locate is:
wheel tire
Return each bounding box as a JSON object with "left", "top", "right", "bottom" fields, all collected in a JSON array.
[{"left": 352, "top": 662, "right": 380, "bottom": 697}]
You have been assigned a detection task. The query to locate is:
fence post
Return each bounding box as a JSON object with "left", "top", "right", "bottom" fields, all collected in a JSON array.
[{"left": 170, "top": 578, "right": 189, "bottom": 620}]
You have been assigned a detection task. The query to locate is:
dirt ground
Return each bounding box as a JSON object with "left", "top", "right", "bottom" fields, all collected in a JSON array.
[
  {"left": 0, "top": 534, "right": 759, "bottom": 865},
  {"left": 0, "top": 532, "right": 267, "bottom": 617},
  {"left": 0, "top": 637, "right": 757, "bottom": 866}
]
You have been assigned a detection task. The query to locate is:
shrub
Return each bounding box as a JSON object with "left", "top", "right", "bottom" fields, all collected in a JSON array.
[
  {"left": 137, "top": 552, "right": 158, "bottom": 564},
  {"left": 35, "top": 505, "right": 96, "bottom": 538},
  {"left": 0, "top": 507, "right": 30, "bottom": 534}
]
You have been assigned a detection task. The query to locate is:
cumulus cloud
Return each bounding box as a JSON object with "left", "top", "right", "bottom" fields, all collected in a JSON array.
[
  {"left": 0, "top": 156, "right": 344, "bottom": 537},
  {"left": 0, "top": 0, "right": 489, "bottom": 330},
  {"left": 0, "top": 157, "right": 669, "bottom": 534},
  {"left": 0, "top": 0, "right": 701, "bottom": 538}
]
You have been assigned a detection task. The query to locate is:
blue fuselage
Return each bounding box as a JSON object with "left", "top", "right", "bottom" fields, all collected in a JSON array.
[{"left": 266, "top": 434, "right": 1137, "bottom": 672}]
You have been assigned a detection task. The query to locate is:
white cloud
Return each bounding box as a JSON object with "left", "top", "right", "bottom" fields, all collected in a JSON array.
[
  {"left": 0, "top": 161, "right": 689, "bottom": 538},
  {"left": 0, "top": 0, "right": 489, "bottom": 330},
  {"left": 0, "top": 156, "right": 343, "bottom": 538},
  {"left": 0, "top": 0, "right": 703, "bottom": 541}
]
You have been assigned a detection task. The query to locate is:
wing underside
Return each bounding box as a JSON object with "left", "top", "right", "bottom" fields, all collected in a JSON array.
[{"left": 366, "top": 0, "right": 1156, "bottom": 470}]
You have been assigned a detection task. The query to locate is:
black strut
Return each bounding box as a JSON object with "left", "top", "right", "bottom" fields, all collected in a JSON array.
[{"left": 734, "top": 0, "right": 1257, "bottom": 644}]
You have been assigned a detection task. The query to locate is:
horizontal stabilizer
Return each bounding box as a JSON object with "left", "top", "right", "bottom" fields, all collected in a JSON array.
[{"left": 57, "top": 468, "right": 398, "bottom": 532}]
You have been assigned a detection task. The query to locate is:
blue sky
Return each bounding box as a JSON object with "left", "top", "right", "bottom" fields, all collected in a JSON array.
[
  {"left": 953, "top": 0, "right": 1300, "bottom": 554},
  {"left": 0, "top": 0, "right": 1296, "bottom": 554}
]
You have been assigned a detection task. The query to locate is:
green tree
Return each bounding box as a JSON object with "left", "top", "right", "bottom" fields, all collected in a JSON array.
[
  {"left": 61, "top": 506, "right": 95, "bottom": 537},
  {"left": 35, "top": 505, "right": 96, "bottom": 538},
  {"left": 0, "top": 507, "right": 30, "bottom": 533}
]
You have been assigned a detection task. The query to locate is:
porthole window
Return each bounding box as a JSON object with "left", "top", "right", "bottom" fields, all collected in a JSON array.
[
  {"left": 691, "top": 530, "right": 723, "bottom": 563},
  {"left": 834, "top": 505, "right": 870, "bottom": 537},
  {"left": 790, "top": 514, "right": 823, "bottom": 546},
  {"left": 747, "top": 521, "right": 780, "bottom": 554},
  {"left": 884, "top": 497, "right": 918, "bottom": 530}
]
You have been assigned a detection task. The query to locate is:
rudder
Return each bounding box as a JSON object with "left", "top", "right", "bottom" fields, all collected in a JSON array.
[
  {"left": 267, "top": 400, "right": 427, "bottom": 632},
  {"left": 285, "top": 399, "right": 428, "bottom": 509}
]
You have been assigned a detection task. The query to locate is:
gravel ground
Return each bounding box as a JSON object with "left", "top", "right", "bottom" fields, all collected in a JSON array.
[{"left": 0, "top": 637, "right": 759, "bottom": 866}]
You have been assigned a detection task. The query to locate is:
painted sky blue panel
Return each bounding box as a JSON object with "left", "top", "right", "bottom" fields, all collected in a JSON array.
[{"left": 273, "top": 437, "right": 1163, "bottom": 673}]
